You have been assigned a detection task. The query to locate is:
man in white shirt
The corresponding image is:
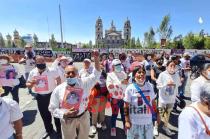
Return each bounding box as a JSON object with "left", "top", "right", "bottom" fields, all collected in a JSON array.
[
  {"left": 19, "top": 44, "right": 36, "bottom": 96},
  {"left": 26, "top": 56, "right": 62, "bottom": 139},
  {"left": 51, "top": 55, "right": 73, "bottom": 83},
  {"left": 0, "top": 96, "right": 23, "bottom": 139},
  {"left": 48, "top": 50, "right": 101, "bottom": 139}
]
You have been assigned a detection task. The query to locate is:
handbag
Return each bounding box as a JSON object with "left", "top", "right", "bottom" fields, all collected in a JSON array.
[
  {"left": 18, "top": 75, "right": 26, "bottom": 88},
  {"left": 133, "top": 83, "right": 157, "bottom": 121}
]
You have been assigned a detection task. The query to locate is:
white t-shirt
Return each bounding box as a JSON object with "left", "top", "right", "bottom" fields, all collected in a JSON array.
[
  {"left": 156, "top": 71, "right": 181, "bottom": 104},
  {"left": 143, "top": 60, "right": 154, "bottom": 76},
  {"left": 191, "top": 76, "right": 210, "bottom": 102},
  {"left": 79, "top": 67, "right": 93, "bottom": 78},
  {"left": 0, "top": 97, "right": 23, "bottom": 139},
  {"left": 28, "top": 67, "right": 60, "bottom": 94},
  {"left": 48, "top": 69, "right": 101, "bottom": 118},
  {"left": 124, "top": 82, "right": 155, "bottom": 125},
  {"left": 106, "top": 71, "right": 127, "bottom": 99},
  {"left": 24, "top": 59, "right": 36, "bottom": 73},
  {"left": 180, "top": 58, "right": 190, "bottom": 76},
  {"left": 178, "top": 103, "right": 210, "bottom": 139}
]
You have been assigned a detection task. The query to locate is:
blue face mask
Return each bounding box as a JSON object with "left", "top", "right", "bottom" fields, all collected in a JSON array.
[
  {"left": 66, "top": 77, "right": 78, "bottom": 86},
  {"left": 114, "top": 65, "right": 122, "bottom": 72}
]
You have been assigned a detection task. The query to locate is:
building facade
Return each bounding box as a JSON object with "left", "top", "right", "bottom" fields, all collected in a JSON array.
[{"left": 95, "top": 17, "right": 131, "bottom": 48}]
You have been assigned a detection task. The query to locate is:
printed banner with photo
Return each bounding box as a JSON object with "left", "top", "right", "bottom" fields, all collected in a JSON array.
[
  {"left": 34, "top": 75, "right": 49, "bottom": 92},
  {"left": 61, "top": 87, "right": 83, "bottom": 110},
  {"left": 0, "top": 65, "right": 17, "bottom": 86}
]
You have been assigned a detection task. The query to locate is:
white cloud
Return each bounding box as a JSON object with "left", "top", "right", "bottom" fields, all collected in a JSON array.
[{"left": 198, "top": 17, "right": 203, "bottom": 24}]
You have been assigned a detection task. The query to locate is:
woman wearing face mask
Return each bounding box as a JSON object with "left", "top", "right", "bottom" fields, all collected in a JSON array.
[
  {"left": 156, "top": 60, "right": 181, "bottom": 136},
  {"left": 124, "top": 66, "right": 160, "bottom": 139},
  {"left": 106, "top": 59, "right": 128, "bottom": 136},
  {"left": 191, "top": 63, "right": 210, "bottom": 102},
  {"left": 0, "top": 55, "right": 21, "bottom": 103},
  {"left": 179, "top": 84, "right": 210, "bottom": 139}
]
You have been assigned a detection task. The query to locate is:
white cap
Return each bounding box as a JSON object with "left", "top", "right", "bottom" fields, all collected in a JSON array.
[
  {"left": 112, "top": 59, "right": 121, "bottom": 66},
  {"left": 83, "top": 58, "right": 91, "bottom": 63}
]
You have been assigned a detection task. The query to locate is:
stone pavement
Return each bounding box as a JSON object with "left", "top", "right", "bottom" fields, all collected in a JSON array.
[{"left": 3, "top": 63, "right": 192, "bottom": 139}]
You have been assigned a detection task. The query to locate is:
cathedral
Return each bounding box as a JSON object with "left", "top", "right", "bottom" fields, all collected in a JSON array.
[{"left": 95, "top": 17, "right": 131, "bottom": 48}]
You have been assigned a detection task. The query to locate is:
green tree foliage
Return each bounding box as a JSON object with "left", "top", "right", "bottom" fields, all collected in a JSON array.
[
  {"left": 131, "top": 37, "right": 136, "bottom": 48},
  {"left": 20, "top": 38, "right": 26, "bottom": 48},
  {"left": 136, "top": 37, "right": 142, "bottom": 48},
  {"left": 6, "top": 34, "right": 12, "bottom": 48},
  {"left": 173, "top": 34, "right": 184, "bottom": 49},
  {"left": 144, "top": 27, "right": 156, "bottom": 48},
  {"left": 49, "top": 34, "right": 57, "bottom": 48},
  {"left": 183, "top": 32, "right": 205, "bottom": 49},
  {"left": 204, "top": 37, "right": 210, "bottom": 49},
  {"left": 33, "top": 34, "right": 39, "bottom": 47},
  {"left": 157, "top": 14, "right": 173, "bottom": 40},
  {"left": 0, "top": 33, "right": 5, "bottom": 47}
]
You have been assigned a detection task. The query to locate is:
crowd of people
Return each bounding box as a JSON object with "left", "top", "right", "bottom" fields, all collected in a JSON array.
[{"left": 0, "top": 44, "right": 210, "bottom": 139}]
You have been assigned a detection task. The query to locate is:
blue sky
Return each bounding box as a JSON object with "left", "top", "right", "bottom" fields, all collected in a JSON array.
[{"left": 0, "top": 0, "right": 210, "bottom": 44}]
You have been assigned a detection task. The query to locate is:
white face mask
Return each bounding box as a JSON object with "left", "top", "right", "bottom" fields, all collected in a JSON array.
[
  {"left": 0, "top": 59, "right": 8, "bottom": 65},
  {"left": 135, "top": 78, "right": 145, "bottom": 86}
]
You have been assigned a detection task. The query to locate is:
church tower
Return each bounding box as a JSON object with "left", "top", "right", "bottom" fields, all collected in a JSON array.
[
  {"left": 124, "top": 18, "right": 131, "bottom": 41},
  {"left": 95, "top": 17, "right": 103, "bottom": 46}
]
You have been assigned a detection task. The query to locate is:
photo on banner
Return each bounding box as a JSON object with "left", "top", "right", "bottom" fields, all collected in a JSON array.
[
  {"left": 61, "top": 87, "right": 83, "bottom": 110},
  {"left": 34, "top": 75, "right": 49, "bottom": 92}
]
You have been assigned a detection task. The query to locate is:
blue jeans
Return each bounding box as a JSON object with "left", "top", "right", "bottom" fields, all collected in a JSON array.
[
  {"left": 178, "top": 76, "right": 188, "bottom": 96},
  {"left": 25, "top": 72, "right": 35, "bottom": 96},
  {"left": 127, "top": 124, "right": 153, "bottom": 139},
  {"left": 111, "top": 98, "right": 125, "bottom": 128},
  {"left": 8, "top": 134, "right": 15, "bottom": 139}
]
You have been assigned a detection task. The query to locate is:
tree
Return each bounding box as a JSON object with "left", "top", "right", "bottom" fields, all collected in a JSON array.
[
  {"left": 0, "top": 33, "right": 5, "bottom": 47},
  {"left": 49, "top": 34, "right": 57, "bottom": 48},
  {"left": 33, "top": 34, "right": 39, "bottom": 47},
  {"left": 131, "top": 37, "right": 136, "bottom": 48},
  {"left": 183, "top": 32, "right": 205, "bottom": 49},
  {"left": 89, "top": 40, "right": 93, "bottom": 48},
  {"left": 6, "top": 34, "right": 12, "bottom": 48},
  {"left": 173, "top": 34, "right": 184, "bottom": 49},
  {"left": 136, "top": 37, "right": 142, "bottom": 48},
  {"left": 21, "top": 38, "right": 26, "bottom": 48},
  {"left": 157, "top": 14, "right": 173, "bottom": 41},
  {"left": 144, "top": 27, "right": 156, "bottom": 48},
  {"left": 204, "top": 36, "right": 210, "bottom": 49}
]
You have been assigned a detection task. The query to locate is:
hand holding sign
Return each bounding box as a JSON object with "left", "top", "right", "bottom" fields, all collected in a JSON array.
[{"left": 63, "top": 107, "right": 79, "bottom": 119}]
